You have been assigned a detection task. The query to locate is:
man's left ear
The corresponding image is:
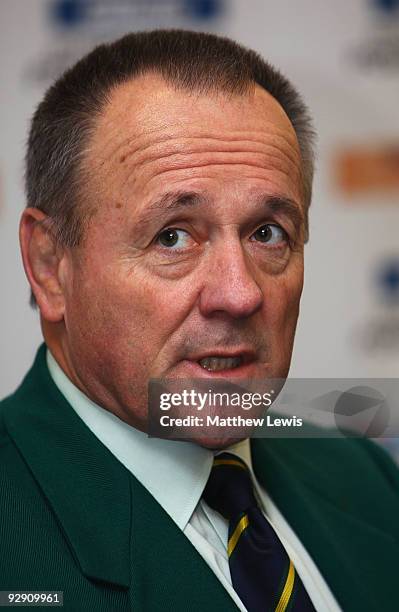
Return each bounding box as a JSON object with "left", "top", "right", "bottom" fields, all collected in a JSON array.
[{"left": 19, "top": 208, "right": 69, "bottom": 322}]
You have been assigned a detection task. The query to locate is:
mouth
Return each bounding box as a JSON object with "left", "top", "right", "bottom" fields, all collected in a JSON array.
[
  {"left": 183, "top": 350, "right": 257, "bottom": 377},
  {"left": 198, "top": 355, "right": 244, "bottom": 372}
]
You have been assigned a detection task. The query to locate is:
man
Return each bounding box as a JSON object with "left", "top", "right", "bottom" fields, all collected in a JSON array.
[{"left": 1, "top": 30, "right": 398, "bottom": 612}]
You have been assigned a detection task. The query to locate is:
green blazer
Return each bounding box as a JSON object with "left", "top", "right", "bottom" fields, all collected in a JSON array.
[{"left": 1, "top": 345, "right": 398, "bottom": 611}]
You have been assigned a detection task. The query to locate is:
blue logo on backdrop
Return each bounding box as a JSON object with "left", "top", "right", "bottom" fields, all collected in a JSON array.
[
  {"left": 352, "top": 257, "right": 399, "bottom": 354},
  {"left": 52, "top": 0, "right": 88, "bottom": 27},
  {"left": 51, "top": 0, "right": 223, "bottom": 29},
  {"left": 378, "top": 258, "right": 399, "bottom": 302},
  {"left": 347, "top": 1, "right": 399, "bottom": 70},
  {"left": 372, "top": 0, "right": 399, "bottom": 13},
  {"left": 184, "top": 0, "right": 222, "bottom": 19}
]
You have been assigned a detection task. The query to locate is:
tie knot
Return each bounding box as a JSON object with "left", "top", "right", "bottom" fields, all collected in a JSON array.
[{"left": 202, "top": 452, "right": 258, "bottom": 520}]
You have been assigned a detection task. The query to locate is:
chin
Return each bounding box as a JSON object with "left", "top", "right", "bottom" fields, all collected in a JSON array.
[{"left": 194, "top": 435, "right": 247, "bottom": 451}]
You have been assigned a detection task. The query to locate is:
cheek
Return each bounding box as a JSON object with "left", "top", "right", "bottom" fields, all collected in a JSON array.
[
  {"left": 266, "top": 264, "right": 303, "bottom": 334},
  {"left": 67, "top": 256, "right": 197, "bottom": 357}
]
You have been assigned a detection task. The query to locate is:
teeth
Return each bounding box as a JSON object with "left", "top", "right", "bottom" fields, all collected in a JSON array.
[{"left": 198, "top": 356, "right": 242, "bottom": 371}]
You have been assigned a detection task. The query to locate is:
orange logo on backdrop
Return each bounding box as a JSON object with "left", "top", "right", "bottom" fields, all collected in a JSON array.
[{"left": 334, "top": 144, "right": 399, "bottom": 196}]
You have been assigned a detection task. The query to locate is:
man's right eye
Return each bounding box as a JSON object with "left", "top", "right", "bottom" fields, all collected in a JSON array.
[{"left": 156, "top": 228, "right": 193, "bottom": 249}]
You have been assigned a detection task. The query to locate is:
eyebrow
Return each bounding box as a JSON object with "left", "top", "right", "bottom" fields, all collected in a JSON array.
[
  {"left": 133, "top": 191, "right": 208, "bottom": 234},
  {"left": 135, "top": 190, "right": 305, "bottom": 236},
  {"left": 259, "top": 195, "right": 305, "bottom": 233},
  {"left": 145, "top": 191, "right": 208, "bottom": 214}
]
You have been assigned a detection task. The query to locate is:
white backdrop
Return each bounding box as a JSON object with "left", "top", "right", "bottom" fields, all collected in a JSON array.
[{"left": 1, "top": 1, "right": 398, "bottom": 450}]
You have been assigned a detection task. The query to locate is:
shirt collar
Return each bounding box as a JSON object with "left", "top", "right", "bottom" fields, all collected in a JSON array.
[
  {"left": 223, "top": 437, "right": 253, "bottom": 467},
  {"left": 46, "top": 349, "right": 214, "bottom": 530}
]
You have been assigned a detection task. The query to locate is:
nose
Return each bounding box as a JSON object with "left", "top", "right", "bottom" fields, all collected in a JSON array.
[{"left": 198, "top": 240, "right": 263, "bottom": 319}]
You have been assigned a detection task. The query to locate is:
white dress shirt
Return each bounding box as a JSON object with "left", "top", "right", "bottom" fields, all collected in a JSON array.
[{"left": 47, "top": 350, "right": 341, "bottom": 612}]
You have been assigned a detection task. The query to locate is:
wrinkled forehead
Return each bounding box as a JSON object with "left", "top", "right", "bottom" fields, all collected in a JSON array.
[
  {"left": 88, "top": 72, "right": 301, "bottom": 165},
  {"left": 80, "top": 73, "right": 305, "bottom": 237}
]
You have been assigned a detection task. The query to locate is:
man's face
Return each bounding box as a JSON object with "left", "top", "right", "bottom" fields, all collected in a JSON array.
[{"left": 60, "top": 74, "right": 305, "bottom": 441}]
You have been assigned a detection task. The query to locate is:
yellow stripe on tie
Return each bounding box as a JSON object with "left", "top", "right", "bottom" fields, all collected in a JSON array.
[
  {"left": 275, "top": 559, "right": 295, "bottom": 612},
  {"left": 213, "top": 459, "right": 247, "bottom": 470},
  {"left": 228, "top": 514, "right": 249, "bottom": 557}
]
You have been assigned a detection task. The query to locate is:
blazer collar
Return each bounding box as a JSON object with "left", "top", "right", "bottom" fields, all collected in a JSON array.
[
  {"left": 3, "top": 344, "right": 131, "bottom": 588},
  {"left": 46, "top": 348, "right": 214, "bottom": 532}
]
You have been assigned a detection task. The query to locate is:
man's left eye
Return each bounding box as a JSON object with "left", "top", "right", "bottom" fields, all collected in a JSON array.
[
  {"left": 156, "top": 228, "right": 192, "bottom": 249},
  {"left": 251, "top": 224, "right": 287, "bottom": 245}
]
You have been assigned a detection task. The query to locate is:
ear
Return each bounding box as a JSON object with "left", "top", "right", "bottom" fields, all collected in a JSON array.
[{"left": 19, "top": 208, "right": 68, "bottom": 322}]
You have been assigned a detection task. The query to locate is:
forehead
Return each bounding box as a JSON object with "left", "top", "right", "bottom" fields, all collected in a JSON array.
[
  {"left": 85, "top": 73, "right": 304, "bottom": 214},
  {"left": 92, "top": 72, "right": 300, "bottom": 153}
]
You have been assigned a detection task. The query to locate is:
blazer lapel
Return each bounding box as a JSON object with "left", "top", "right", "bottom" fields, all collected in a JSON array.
[
  {"left": 128, "top": 476, "right": 239, "bottom": 611},
  {"left": 251, "top": 437, "right": 399, "bottom": 612}
]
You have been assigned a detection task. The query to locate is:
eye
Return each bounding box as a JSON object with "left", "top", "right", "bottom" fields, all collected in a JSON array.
[
  {"left": 251, "top": 224, "right": 287, "bottom": 246},
  {"left": 156, "top": 228, "right": 193, "bottom": 249}
]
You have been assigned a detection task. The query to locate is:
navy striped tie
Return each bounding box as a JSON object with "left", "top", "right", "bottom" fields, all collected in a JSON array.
[{"left": 203, "top": 453, "right": 316, "bottom": 612}]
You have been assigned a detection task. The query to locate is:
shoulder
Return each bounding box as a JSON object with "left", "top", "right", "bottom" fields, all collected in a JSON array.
[
  {"left": 0, "top": 349, "right": 53, "bottom": 521},
  {"left": 0, "top": 392, "right": 47, "bottom": 562},
  {"left": 253, "top": 434, "right": 399, "bottom": 521},
  {"left": 0, "top": 393, "right": 19, "bottom": 463},
  {"left": 278, "top": 435, "right": 398, "bottom": 485},
  {"left": 0, "top": 392, "right": 34, "bottom": 493},
  {"left": 255, "top": 434, "right": 399, "bottom": 488}
]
